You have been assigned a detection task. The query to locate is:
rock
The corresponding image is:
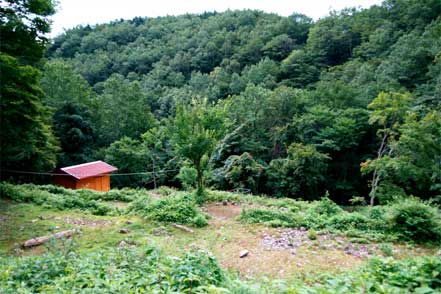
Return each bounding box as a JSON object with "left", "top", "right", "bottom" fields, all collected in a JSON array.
[
  {"left": 222, "top": 200, "right": 228, "bottom": 206},
  {"left": 119, "top": 229, "right": 130, "bottom": 234},
  {"left": 152, "top": 228, "right": 169, "bottom": 236},
  {"left": 38, "top": 216, "right": 44, "bottom": 220},
  {"left": 125, "top": 221, "right": 133, "bottom": 225},
  {"left": 239, "top": 249, "right": 249, "bottom": 258},
  {"left": 118, "top": 240, "right": 136, "bottom": 249},
  {"left": 31, "top": 219, "right": 38, "bottom": 223},
  {"left": 232, "top": 202, "right": 238, "bottom": 206}
]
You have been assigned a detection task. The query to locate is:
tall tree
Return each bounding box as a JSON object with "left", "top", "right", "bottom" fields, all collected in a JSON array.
[
  {"left": 361, "top": 91, "right": 412, "bottom": 205},
  {"left": 170, "top": 98, "right": 225, "bottom": 201},
  {"left": 0, "top": 0, "right": 59, "bottom": 173}
]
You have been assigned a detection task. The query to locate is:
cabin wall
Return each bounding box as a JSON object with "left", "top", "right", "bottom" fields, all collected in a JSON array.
[
  {"left": 76, "top": 175, "right": 110, "bottom": 192},
  {"left": 53, "top": 175, "right": 76, "bottom": 189}
]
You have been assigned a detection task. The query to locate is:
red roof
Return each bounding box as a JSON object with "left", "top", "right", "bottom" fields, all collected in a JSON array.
[{"left": 60, "top": 161, "right": 118, "bottom": 180}]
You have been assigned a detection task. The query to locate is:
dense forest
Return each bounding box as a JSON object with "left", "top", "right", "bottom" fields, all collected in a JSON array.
[{"left": 1, "top": 0, "right": 440, "bottom": 204}]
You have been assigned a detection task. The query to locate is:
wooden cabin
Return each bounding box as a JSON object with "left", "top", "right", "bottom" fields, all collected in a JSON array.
[{"left": 53, "top": 161, "right": 118, "bottom": 192}]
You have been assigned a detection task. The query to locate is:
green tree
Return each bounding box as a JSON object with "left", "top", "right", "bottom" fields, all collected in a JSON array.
[
  {"left": 53, "top": 103, "right": 95, "bottom": 167},
  {"left": 361, "top": 91, "right": 412, "bottom": 205},
  {"left": 0, "top": 0, "right": 55, "bottom": 65},
  {"left": 0, "top": 53, "right": 59, "bottom": 171},
  {"left": 266, "top": 143, "right": 329, "bottom": 199},
  {"left": 212, "top": 152, "right": 265, "bottom": 193},
  {"left": 40, "top": 60, "right": 94, "bottom": 107},
  {"left": 170, "top": 98, "right": 225, "bottom": 200},
  {"left": 95, "top": 74, "right": 156, "bottom": 145},
  {"left": 0, "top": 0, "right": 59, "bottom": 173}
]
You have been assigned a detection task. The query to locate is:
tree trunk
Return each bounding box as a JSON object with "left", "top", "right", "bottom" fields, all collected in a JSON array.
[{"left": 22, "top": 230, "right": 76, "bottom": 247}]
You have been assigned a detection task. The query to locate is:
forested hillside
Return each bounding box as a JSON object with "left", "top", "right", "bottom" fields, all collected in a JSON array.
[{"left": 3, "top": 0, "right": 441, "bottom": 204}]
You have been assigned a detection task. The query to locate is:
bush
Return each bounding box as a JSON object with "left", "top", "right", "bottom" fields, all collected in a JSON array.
[
  {"left": 307, "top": 229, "right": 317, "bottom": 240},
  {"left": 326, "top": 212, "right": 371, "bottom": 231},
  {"left": 0, "top": 246, "right": 226, "bottom": 293},
  {"left": 131, "top": 194, "right": 208, "bottom": 227},
  {"left": 239, "top": 208, "right": 297, "bottom": 227},
  {"left": 389, "top": 198, "right": 441, "bottom": 244},
  {"left": 310, "top": 197, "right": 343, "bottom": 216},
  {"left": 176, "top": 166, "right": 197, "bottom": 190}
]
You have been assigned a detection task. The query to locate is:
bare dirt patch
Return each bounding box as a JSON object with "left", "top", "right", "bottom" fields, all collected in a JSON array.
[
  {"left": 212, "top": 226, "right": 363, "bottom": 278},
  {"left": 204, "top": 203, "right": 242, "bottom": 220}
]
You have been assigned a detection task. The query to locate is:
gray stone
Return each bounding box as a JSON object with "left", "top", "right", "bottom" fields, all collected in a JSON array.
[{"left": 239, "top": 249, "right": 249, "bottom": 258}]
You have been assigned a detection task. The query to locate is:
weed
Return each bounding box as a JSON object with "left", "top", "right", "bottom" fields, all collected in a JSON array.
[{"left": 308, "top": 229, "right": 318, "bottom": 240}]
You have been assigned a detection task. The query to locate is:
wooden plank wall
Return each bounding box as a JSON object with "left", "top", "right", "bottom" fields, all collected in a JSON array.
[{"left": 76, "top": 175, "right": 110, "bottom": 192}]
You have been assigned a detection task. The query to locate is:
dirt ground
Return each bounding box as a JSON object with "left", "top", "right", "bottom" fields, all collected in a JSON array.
[{"left": 202, "top": 203, "right": 363, "bottom": 278}]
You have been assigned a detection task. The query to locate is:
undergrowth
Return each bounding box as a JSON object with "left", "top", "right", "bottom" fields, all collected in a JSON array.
[
  {"left": 0, "top": 183, "right": 117, "bottom": 215},
  {"left": 239, "top": 197, "right": 441, "bottom": 245},
  {"left": 0, "top": 245, "right": 439, "bottom": 293},
  {"left": 129, "top": 193, "right": 208, "bottom": 227}
]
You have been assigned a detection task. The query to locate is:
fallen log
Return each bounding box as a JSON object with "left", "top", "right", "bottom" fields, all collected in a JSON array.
[
  {"left": 172, "top": 224, "right": 194, "bottom": 233},
  {"left": 22, "top": 230, "right": 76, "bottom": 248}
]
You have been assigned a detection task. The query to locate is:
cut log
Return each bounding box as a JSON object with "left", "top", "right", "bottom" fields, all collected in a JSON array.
[
  {"left": 22, "top": 230, "right": 76, "bottom": 248},
  {"left": 172, "top": 224, "right": 194, "bottom": 233}
]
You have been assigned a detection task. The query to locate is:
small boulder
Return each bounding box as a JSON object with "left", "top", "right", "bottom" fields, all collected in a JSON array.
[
  {"left": 119, "top": 229, "right": 130, "bottom": 234},
  {"left": 239, "top": 249, "right": 249, "bottom": 258},
  {"left": 222, "top": 200, "right": 228, "bottom": 206}
]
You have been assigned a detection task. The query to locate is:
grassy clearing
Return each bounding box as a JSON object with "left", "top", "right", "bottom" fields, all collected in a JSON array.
[{"left": 1, "top": 184, "right": 440, "bottom": 292}]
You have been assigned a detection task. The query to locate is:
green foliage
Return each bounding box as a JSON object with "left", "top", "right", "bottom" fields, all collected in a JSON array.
[
  {"left": 211, "top": 152, "right": 264, "bottom": 193},
  {"left": 53, "top": 102, "right": 96, "bottom": 166},
  {"left": 311, "top": 196, "right": 344, "bottom": 216},
  {"left": 95, "top": 73, "right": 156, "bottom": 145},
  {"left": 307, "top": 229, "right": 317, "bottom": 240},
  {"left": 0, "top": 0, "right": 55, "bottom": 65},
  {"left": 0, "top": 247, "right": 226, "bottom": 293},
  {"left": 266, "top": 143, "right": 329, "bottom": 199},
  {"left": 130, "top": 193, "right": 208, "bottom": 227},
  {"left": 4, "top": 1, "right": 439, "bottom": 204},
  {"left": 239, "top": 208, "right": 297, "bottom": 227},
  {"left": 327, "top": 212, "right": 371, "bottom": 231},
  {"left": 171, "top": 98, "right": 225, "bottom": 196},
  {"left": 389, "top": 198, "right": 441, "bottom": 244},
  {"left": 1, "top": 244, "right": 440, "bottom": 293},
  {"left": 0, "top": 53, "right": 59, "bottom": 172},
  {"left": 177, "top": 166, "right": 198, "bottom": 190},
  {"left": 379, "top": 243, "right": 394, "bottom": 257},
  {"left": 0, "top": 0, "right": 59, "bottom": 175},
  {"left": 0, "top": 183, "right": 127, "bottom": 215}
]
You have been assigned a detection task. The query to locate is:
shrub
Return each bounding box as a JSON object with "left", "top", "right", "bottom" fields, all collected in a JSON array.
[
  {"left": 326, "top": 212, "right": 371, "bottom": 231},
  {"left": 132, "top": 194, "right": 208, "bottom": 227},
  {"left": 176, "top": 166, "right": 197, "bottom": 190},
  {"left": 310, "top": 197, "right": 343, "bottom": 216},
  {"left": 307, "top": 229, "right": 317, "bottom": 240},
  {"left": 239, "top": 208, "right": 297, "bottom": 227},
  {"left": 389, "top": 198, "right": 441, "bottom": 244},
  {"left": 379, "top": 243, "right": 394, "bottom": 257},
  {"left": 171, "top": 249, "right": 225, "bottom": 290}
]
